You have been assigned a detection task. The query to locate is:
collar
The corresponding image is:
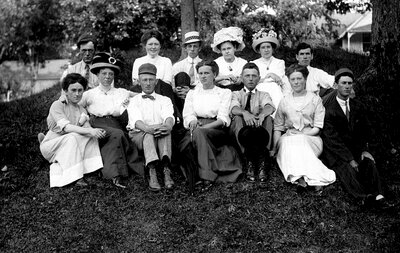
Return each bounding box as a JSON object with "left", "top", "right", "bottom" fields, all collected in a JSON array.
[
  {"left": 186, "top": 56, "right": 200, "bottom": 63},
  {"left": 244, "top": 87, "right": 256, "bottom": 94},
  {"left": 336, "top": 96, "right": 349, "bottom": 105},
  {"left": 140, "top": 91, "right": 157, "bottom": 97},
  {"left": 97, "top": 85, "right": 115, "bottom": 94}
]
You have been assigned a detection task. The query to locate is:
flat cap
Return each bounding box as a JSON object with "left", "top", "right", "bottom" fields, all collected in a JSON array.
[
  {"left": 138, "top": 63, "right": 157, "bottom": 76},
  {"left": 335, "top": 68, "right": 354, "bottom": 80},
  {"left": 77, "top": 33, "right": 96, "bottom": 47}
]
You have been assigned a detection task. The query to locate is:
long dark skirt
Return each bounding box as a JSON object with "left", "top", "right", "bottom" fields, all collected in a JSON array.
[
  {"left": 179, "top": 118, "right": 242, "bottom": 183},
  {"left": 90, "top": 116, "right": 144, "bottom": 178}
]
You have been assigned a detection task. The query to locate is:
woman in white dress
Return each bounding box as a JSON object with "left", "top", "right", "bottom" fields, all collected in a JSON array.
[
  {"left": 131, "top": 30, "right": 173, "bottom": 86},
  {"left": 272, "top": 64, "right": 336, "bottom": 190},
  {"left": 251, "top": 28, "right": 290, "bottom": 116},
  {"left": 40, "top": 73, "right": 104, "bottom": 187},
  {"left": 211, "top": 27, "right": 247, "bottom": 90},
  {"left": 180, "top": 60, "right": 242, "bottom": 187}
]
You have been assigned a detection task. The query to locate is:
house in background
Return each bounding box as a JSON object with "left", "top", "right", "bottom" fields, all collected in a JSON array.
[{"left": 337, "top": 11, "right": 372, "bottom": 53}]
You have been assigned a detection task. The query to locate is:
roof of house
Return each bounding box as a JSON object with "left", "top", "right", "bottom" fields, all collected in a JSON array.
[{"left": 338, "top": 11, "right": 372, "bottom": 39}]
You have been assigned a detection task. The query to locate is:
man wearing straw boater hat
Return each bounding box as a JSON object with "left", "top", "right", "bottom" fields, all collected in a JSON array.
[{"left": 172, "top": 31, "right": 203, "bottom": 100}]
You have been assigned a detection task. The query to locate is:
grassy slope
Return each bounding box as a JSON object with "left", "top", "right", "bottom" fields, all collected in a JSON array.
[{"left": 1, "top": 48, "right": 399, "bottom": 252}]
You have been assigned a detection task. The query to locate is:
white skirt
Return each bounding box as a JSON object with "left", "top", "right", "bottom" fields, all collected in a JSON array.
[
  {"left": 40, "top": 131, "right": 103, "bottom": 187},
  {"left": 276, "top": 133, "right": 336, "bottom": 186}
]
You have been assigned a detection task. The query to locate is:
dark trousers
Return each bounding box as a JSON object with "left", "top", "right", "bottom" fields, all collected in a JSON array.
[
  {"left": 230, "top": 115, "right": 273, "bottom": 160},
  {"left": 333, "top": 157, "right": 383, "bottom": 199}
]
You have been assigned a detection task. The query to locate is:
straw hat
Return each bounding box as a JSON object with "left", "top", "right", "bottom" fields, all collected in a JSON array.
[
  {"left": 211, "top": 27, "right": 245, "bottom": 53},
  {"left": 252, "top": 28, "right": 280, "bottom": 52},
  {"left": 183, "top": 31, "right": 201, "bottom": 45}
]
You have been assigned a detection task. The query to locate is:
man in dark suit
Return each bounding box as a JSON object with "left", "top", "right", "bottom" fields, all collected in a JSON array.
[{"left": 321, "top": 68, "right": 385, "bottom": 206}]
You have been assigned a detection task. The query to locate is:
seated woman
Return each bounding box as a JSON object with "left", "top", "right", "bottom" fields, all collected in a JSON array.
[
  {"left": 40, "top": 73, "right": 104, "bottom": 187},
  {"left": 80, "top": 52, "right": 142, "bottom": 188},
  {"left": 272, "top": 64, "right": 336, "bottom": 190},
  {"left": 131, "top": 30, "right": 173, "bottom": 87},
  {"left": 211, "top": 27, "right": 247, "bottom": 90},
  {"left": 180, "top": 60, "right": 242, "bottom": 187},
  {"left": 251, "top": 28, "right": 290, "bottom": 116}
]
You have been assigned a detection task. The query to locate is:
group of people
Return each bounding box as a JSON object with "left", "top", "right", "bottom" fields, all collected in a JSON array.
[{"left": 38, "top": 27, "right": 386, "bottom": 207}]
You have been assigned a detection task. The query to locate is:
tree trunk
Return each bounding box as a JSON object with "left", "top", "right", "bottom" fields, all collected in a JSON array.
[
  {"left": 358, "top": 0, "right": 400, "bottom": 149},
  {"left": 179, "top": 0, "right": 196, "bottom": 60}
]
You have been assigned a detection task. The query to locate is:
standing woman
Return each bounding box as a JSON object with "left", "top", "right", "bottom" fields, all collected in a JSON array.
[
  {"left": 180, "top": 60, "right": 242, "bottom": 186},
  {"left": 131, "top": 30, "right": 173, "bottom": 86},
  {"left": 80, "top": 52, "right": 142, "bottom": 188},
  {"left": 251, "top": 28, "right": 290, "bottom": 114},
  {"left": 272, "top": 64, "right": 336, "bottom": 190},
  {"left": 40, "top": 73, "right": 104, "bottom": 187},
  {"left": 211, "top": 27, "right": 247, "bottom": 90}
]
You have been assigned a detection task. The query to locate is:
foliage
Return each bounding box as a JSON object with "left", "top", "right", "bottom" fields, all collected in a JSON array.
[
  {"left": 0, "top": 65, "right": 31, "bottom": 101},
  {"left": 0, "top": 0, "right": 64, "bottom": 65},
  {"left": 325, "top": 0, "right": 372, "bottom": 14},
  {"left": 60, "top": 0, "right": 181, "bottom": 51}
]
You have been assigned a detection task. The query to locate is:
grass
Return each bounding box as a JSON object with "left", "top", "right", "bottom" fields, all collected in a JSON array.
[{"left": 1, "top": 47, "right": 399, "bottom": 252}]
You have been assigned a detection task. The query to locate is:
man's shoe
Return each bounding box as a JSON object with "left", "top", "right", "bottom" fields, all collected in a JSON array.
[
  {"left": 258, "top": 157, "right": 268, "bottom": 183},
  {"left": 246, "top": 160, "right": 256, "bottom": 182},
  {"left": 37, "top": 132, "right": 45, "bottom": 144},
  {"left": 148, "top": 167, "right": 161, "bottom": 192},
  {"left": 112, "top": 176, "right": 126, "bottom": 189},
  {"left": 163, "top": 167, "right": 175, "bottom": 190}
]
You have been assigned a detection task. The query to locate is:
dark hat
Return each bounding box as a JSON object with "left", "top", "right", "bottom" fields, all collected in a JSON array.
[
  {"left": 334, "top": 68, "right": 354, "bottom": 80},
  {"left": 77, "top": 33, "right": 96, "bottom": 48},
  {"left": 90, "top": 52, "right": 121, "bottom": 75},
  {"left": 138, "top": 63, "right": 157, "bottom": 76},
  {"left": 174, "top": 72, "right": 191, "bottom": 87}
]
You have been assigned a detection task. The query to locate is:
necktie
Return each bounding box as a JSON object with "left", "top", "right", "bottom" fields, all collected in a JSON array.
[
  {"left": 189, "top": 61, "right": 195, "bottom": 84},
  {"left": 244, "top": 92, "right": 252, "bottom": 112},
  {"left": 142, "top": 94, "right": 155, "bottom": 100},
  {"left": 345, "top": 100, "right": 350, "bottom": 121},
  {"left": 84, "top": 64, "right": 90, "bottom": 82}
]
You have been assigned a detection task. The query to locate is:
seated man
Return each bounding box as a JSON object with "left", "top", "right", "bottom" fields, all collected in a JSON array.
[
  {"left": 230, "top": 62, "right": 275, "bottom": 183},
  {"left": 127, "top": 63, "right": 175, "bottom": 192},
  {"left": 321, "top": 68, "right": 385, "bottom": 206},
  {"left": 296, "top": 42, "right": 335, "bottom": 97}
]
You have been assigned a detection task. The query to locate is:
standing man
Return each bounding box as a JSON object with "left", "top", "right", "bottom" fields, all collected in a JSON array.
[
  {"left": 296, "top": 42, "right": 335, "bottom": 97},
  {"left": 172, "top": 31, "right": 202, "bottom": 100},
  {"left": 230, "top": 63, "right": 275, "bottom": 183},
  {"left": 127, "top": 63, "right": 175, "bottom": 192},
  {"left": 61, "top": 33, "right": 99, "bottom": 88},
  {"left": 321, "top": 68, "right": 386, "bottom": 206}
]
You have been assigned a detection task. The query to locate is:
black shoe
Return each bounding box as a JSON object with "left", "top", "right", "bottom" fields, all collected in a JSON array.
[{"left": 246, "top": 161, "right": 256, "bottom": 182}]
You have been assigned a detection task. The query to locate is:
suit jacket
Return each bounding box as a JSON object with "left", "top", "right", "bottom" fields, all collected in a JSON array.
[{"left": 321, "top": 90, "right": 372, "bottom": 167}]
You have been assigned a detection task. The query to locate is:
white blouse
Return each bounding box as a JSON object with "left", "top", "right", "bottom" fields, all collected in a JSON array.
[
  {"left": 252, "top": 56, "right": 285, "bottom": 82},
  {"left": 214, "top": 56, "right": 247, "bottom": 86},
  {"left": 132, "top": 55, "right": 173, "bottom": 85},
  {"left": 80, "top": 86, "right": 131, "bottom": 117},
  {"left": 183, "top": 85, "right": 232, "bottom": 128}
]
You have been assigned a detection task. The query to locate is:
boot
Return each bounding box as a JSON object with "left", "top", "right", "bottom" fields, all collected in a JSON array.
[
  {"left": 164, "top": 167, "right": 174, "bottom": 190},
  {"left": 258, "top": 158, "right": 267, "bottom": 183},
  {"left": 246, "top": 160, "right": 256, "bottom": 182},
  {"left": 148, "top": 167, "right": 161, "bottom": 192}
]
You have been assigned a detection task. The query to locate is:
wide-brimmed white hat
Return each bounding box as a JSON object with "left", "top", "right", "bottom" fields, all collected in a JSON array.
[
  {"left": 183, "top": 31, "right": 201, "bottom": 45},
  {"left": 211, "top": 27, "right": 245, "bottom": 53},
  {"left": 252, "top": 28, "right": 280, "bottom": 52}
]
